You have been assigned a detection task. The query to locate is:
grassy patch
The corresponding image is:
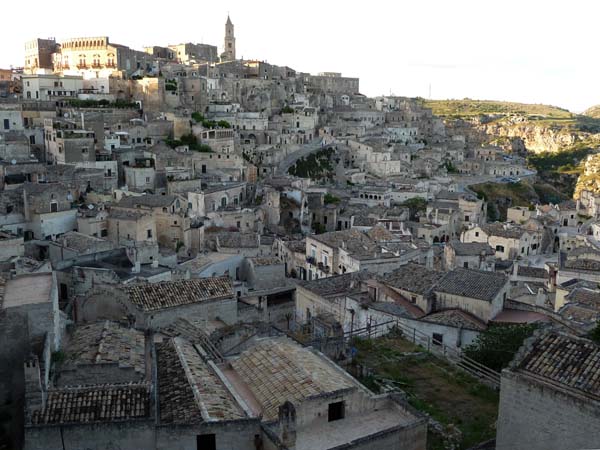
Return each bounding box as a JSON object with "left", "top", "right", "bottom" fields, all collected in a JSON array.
[
  {"left": 422, "top": 99, "right": 573, "bottom": 119},
  {"left": 351, "top": 336, "right": 498, "bottom": 450},
  {"left": 471, "top": 181, "right": 539, "bottom": 221}
]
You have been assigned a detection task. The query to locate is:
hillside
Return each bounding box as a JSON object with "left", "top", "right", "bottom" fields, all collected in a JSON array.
[
  {"left": 422, "top": 99, "right": 573, "bottom": 119},
  {"left": 583, "top": 105, "right": 600, "bottom": 119}
]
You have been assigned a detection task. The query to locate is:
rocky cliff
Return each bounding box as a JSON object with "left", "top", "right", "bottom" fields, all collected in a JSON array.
[
  {"left": 574, "top": 153, "right": 600, "bottom": 199},
  {"left": 476, "top": 116, "right": 587, "bottom": 154}
]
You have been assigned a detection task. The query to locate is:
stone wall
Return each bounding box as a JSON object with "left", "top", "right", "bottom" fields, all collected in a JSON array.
[
  {"left": 496, "top": 371, "right": 600, "bottom": 450},
  {"left": 155, "top": 420, "right": 260, "bottom": 450},
  {"left": 24, "top": 421, "right": 155, "bottom": 450}
]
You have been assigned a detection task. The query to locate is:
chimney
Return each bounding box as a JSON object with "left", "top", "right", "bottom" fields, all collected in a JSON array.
[
  {"left": 535, "top": 288, "right": 546, "bottom": 307},
  {"left": 24, "top": 355, "right": 45, "bottom": 424},
  {"left": 279, "top": 401, "right": 297, "bottom": 449},
  {"left": 132, "top": 261, "right": 141, "bottom": 274}
]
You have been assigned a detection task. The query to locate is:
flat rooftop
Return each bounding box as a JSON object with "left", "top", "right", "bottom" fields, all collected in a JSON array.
[
  {"left": 294, "top": 404, "right": 416, "bottom": 450},
  {"left": 3, "top": 273, "right": 52, "bottom": 309}
]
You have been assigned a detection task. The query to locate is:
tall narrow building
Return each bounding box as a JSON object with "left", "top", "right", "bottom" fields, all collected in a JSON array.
[{"left": 221, "top": 15, "right": 236, "bottom": 62}]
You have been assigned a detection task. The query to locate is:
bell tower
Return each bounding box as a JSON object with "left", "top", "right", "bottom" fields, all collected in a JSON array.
[{"left": 221, "top": 15, "right": 236, "bottom": 62}]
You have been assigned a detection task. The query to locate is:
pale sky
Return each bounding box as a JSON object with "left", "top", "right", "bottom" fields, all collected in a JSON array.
[{"left": 2, "top": 0, "right": 597, "bottom": 112}]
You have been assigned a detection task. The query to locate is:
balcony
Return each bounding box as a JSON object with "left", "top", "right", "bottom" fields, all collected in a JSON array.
[
  {"left": 77, "top": 64, "right": 88, "bottom": 69},
  {"left": 306, "top": 256, "right": 316, "bottom": 265}
]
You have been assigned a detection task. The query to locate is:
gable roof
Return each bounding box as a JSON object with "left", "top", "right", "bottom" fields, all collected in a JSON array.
[
  {"left": 124, "top": 277, "right": 232, "bottom": 312},
  {"left": 156, "top": 338, "right": 245, "bottom": 424},
  {"left": 231, "top": 337, "right": 356, "bottom": 421},
  {"left": 435, "top": 268, "right": 508, "bottom": 302},
  {"left": 517, "top": 265, "right": 548, "bottom": 279},
  {"left": 448, "top": 240, "right": 494, "bottom": 256},
  {"left": 379, "top": 262, "right": 444, "bottom": 296},
  {"left": 516, "top": 331, "right": 600, "bottom": 401},
  {"left": 31, "top": 383, "right": 151, "bottom": 425},
  {"left": 62, "top": 321, "right": 145, "bottom": 376},
  {"left": 117, "top": 194, "right": 179, "bottom": 209}
]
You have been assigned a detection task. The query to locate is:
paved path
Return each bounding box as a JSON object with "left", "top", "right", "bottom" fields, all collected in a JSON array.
[{"left": 276, "top": 138, "right": 325, "bottom": 175}]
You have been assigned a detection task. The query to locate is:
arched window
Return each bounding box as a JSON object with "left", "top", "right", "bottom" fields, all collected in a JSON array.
[{"left": 221, "top": 196, "right": 227, "bottom": 208}]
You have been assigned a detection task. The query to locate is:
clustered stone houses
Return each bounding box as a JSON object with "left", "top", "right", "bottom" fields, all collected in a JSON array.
[{"left": 0, "top": 14, "right": 598, "bottom": 450}]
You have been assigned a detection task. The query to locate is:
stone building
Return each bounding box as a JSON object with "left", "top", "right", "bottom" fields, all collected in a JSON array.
[
  {"left": 433, "top": 268, "right": 508, "bottom": 322},
  {"left": 497, "top": 330, "right": 600, "bottom": 450},
  {"left": 113, "top": 194, "right": 190, "bottom": 251},
  {"left": 444, "top": 240, "right": 495, "bottom": 271},
  {"left": 79, "top": 277, "right": 236, "bottom": 330},
  {"left": 24, "top": 38, "right": 57, "bottom": 73},
  {"left": 23, "top": 182, "right": 78, "bottom": 240}
]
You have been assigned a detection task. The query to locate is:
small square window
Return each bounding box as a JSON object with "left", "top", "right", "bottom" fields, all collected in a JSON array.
[{"left": 328, "top": 401, "right": 345, "bottom": 422}]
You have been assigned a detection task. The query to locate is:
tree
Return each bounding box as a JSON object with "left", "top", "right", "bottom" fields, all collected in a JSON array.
[
  {"left": 464, "top": 324, "right": 538, "bottom": 372},
  {"left": 324, "top": 193, "right": 341, "bottom": 204},
  {"left": 401, "top": 197, "right": 427, "bottom": 220}
]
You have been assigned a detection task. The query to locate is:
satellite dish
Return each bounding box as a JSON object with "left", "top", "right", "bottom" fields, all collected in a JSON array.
[{"left": 10, "top": 159, "right": 16, "bottom": 165}]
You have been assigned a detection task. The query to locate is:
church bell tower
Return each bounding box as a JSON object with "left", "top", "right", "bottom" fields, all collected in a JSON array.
[{"left": 221, "top": 15, "right": 236, "bottom": 62}]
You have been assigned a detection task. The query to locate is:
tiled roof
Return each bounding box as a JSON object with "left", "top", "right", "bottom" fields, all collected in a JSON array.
[
  {"left": 284, "top": 239, "right": 306, "bottom": 254},
  {"left": 157, "top": 338, "right": 245, "bottom": 424},
  {"left": 231, "top": 337, "right": 355, "bottom": 420},
  {"left": 565, "top": 288, "right": 600, "bottom": 307},
  {"left": 251, "top": 257, "right": 281, "bottom": 266},
  {"left": 31, "top": 383, "right": 151, "bottom": 425},
  {"left": 564, "top": 258, "right": 600, "bottom": 272},
  {"left": 298, "top": 272, "right": 369, "bottom": 298},
  {"left": 448, "top": 240, "right": 494, "bottom": 256},
  {"left": 58, "top": 231, "right": 109, "bottom": 252},
  {"left": 481, "top": 223, "right": 526, "bottom": 239},
  {"left": 108, "top": 208, "right": 148, "bottom": 221},
  {"left": 379, "top": 262, "right": 444, "bottom": 295},
  {"left": 63, "top": 321, "right": 145, "bottom": 376},
  {"left": 117, "top": 194, "right": 178, "bottom": 209},
  {"left": 207, "top": 231, "right": 259, "bottom": 248},
  {"left": 423, "top": 309, "right": 487, "bottom": 331},
  {"left": 124, "top": 277, "right": 232, "bottom": 312},
  {"left": 435, "top": 268, "right": 507, "bottom": 302},
  {"left": 517, "top": 266, "right": 548, "bottom": 279},
  {"left": 367, "top": 224, "right": 396, "bottom": 242},
  {"left": 517, "top": 331, "right": 600, "bottom": 400}
]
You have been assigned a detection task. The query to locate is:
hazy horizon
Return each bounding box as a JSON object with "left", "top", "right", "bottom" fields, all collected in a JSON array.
[{"left": 2, "top": 0, "right": 597, "bottom": 112}]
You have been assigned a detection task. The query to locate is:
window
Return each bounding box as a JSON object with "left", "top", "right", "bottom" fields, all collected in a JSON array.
[
  {"left": 3, "top": 119, "right": 9, "bottom": 130},
  {"left": 475, "top": 231, "right": 479, "bottom": 237},
  {"left": 410, "top": 295, "right": 417, "bottom": 304},
  {"left": 432, "top": 333, "right": 443, "bottom": 346},
  {"left": 495, "top": 245, "right": 504, "bottom": 253},
  {"left": 196, "top": 434, "right": 216, "bottom": 450},
  {"left": 201, "top": 164, "right": 207, "bottom": 174},
  {"left": 81, "top": 147, "right": 88, "bottom": 154},
  {"left": 50, "top": 201, "right": 58, "bottom": 213},
  {"left": 328, "top": 401, "right": 345, "bottom": 422},
  {"left": 101, "top": 229, "right": 108, "bottom": 237},
  {"left": 463, "top": 262, "right": 469, "bottom": 268},
  {"left": 464, "top": 215, "right": 470, "bottom": 222},
  {"left": 147, "top": 229, "right": 152, "bottom": 238}
]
